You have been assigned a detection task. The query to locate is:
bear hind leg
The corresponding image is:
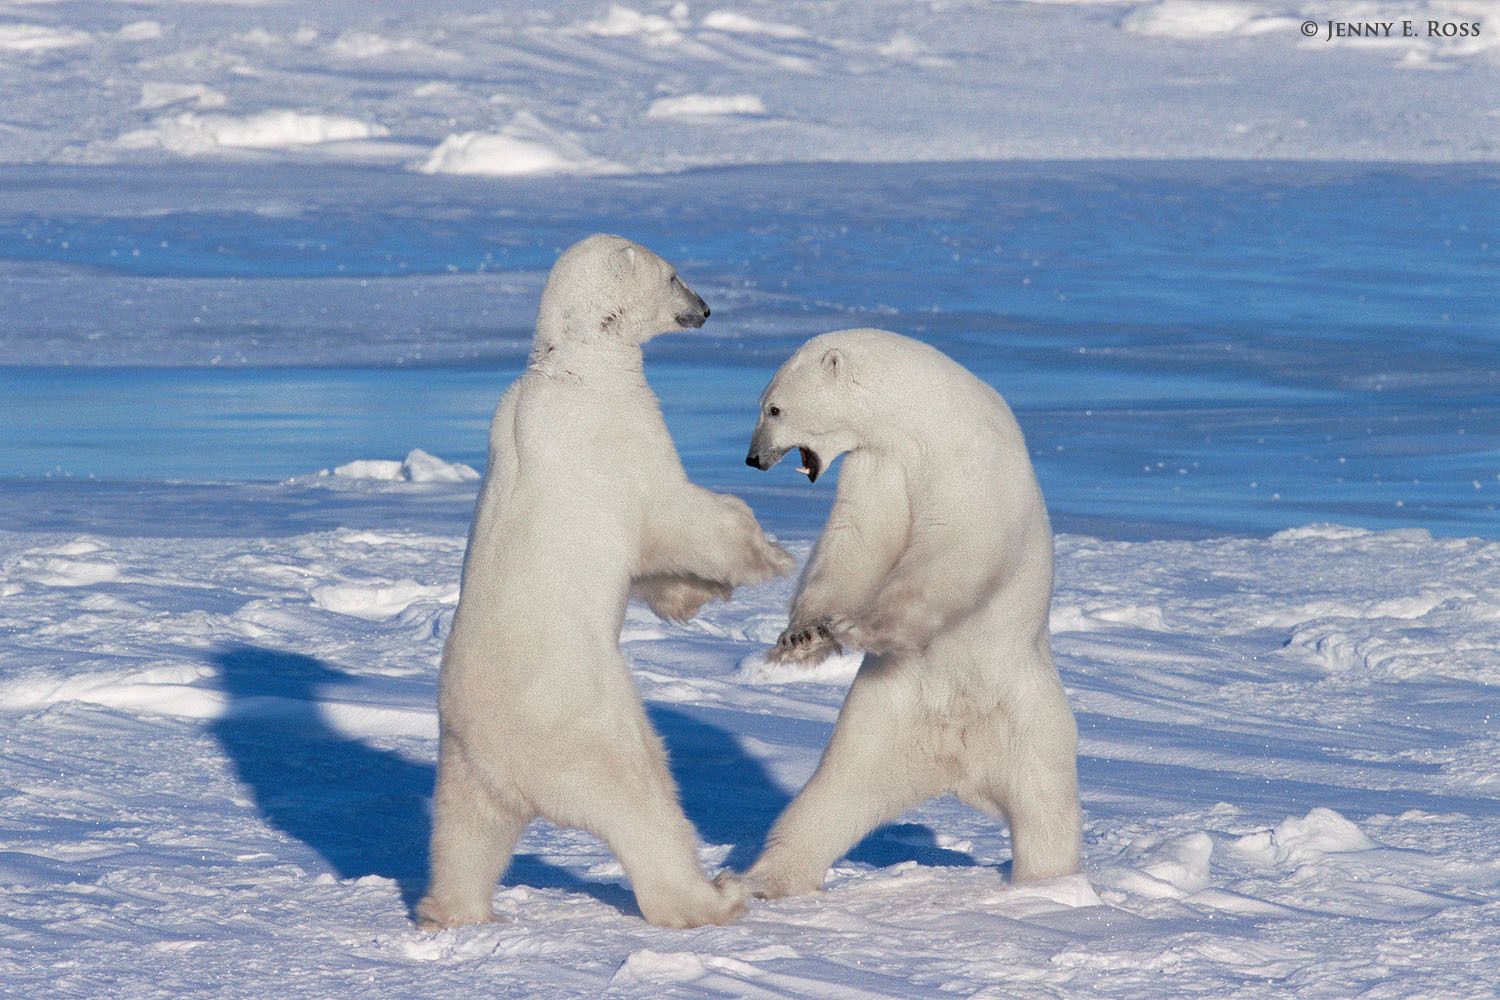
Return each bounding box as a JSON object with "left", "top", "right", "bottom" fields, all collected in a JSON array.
[
  {"left": 745, "top": 675, "right": 943, "bottom": 899},
  {"left": 959, "top": 743, "right": 1081, "bottom": 883},
  {"left": 418, "top": 743, "right": 532, "bottom": 930},
  {"left": 548, "top": 724, "right": 746, "bottom": 929}
]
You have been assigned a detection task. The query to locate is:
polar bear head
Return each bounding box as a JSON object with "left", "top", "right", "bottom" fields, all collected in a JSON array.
[
  {"left": 533, "top": 234, "right": 709, "bottom": 353},
  {"left": 744, "top": 328, "right": 912, "bottom": 484},
  {"left": 747, "top": 329, "right": 974, "bottom": 483}
]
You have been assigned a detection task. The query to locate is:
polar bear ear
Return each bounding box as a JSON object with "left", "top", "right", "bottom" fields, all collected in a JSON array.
[
  {"left": 820, "top": 348, "right": 848, "bottom": 380},
  {"left": 608, "top": 243, "right": 638, "bottom": 279}
]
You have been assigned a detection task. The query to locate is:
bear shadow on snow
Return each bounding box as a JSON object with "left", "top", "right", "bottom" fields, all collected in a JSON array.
[
  {"left": 210, "top": 644, "right": 630, "bottom": 918},
  {"left": 209, "top": 643, "right": 976, "bottom": 920},
  {"left": 649, "top": 703, "right": 979, "bottom": 875}
]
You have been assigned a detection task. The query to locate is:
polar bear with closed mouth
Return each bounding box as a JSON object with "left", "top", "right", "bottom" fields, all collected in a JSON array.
[
  {"left": 418, "top": 234, "right": 793, "bottom": 930},
  {"left": 740, "top": 328, "right": 1081, "bottom": 897}
]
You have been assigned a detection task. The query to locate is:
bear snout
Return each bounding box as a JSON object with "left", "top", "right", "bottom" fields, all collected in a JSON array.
[
  {"left": 675, "top": 292, "right": 710, "bottom": 329},
  {"left": 746, "top": 445, "right": 784, "bottom": 470}
]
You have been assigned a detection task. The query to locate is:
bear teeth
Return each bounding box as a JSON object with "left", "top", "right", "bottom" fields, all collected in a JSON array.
[{"left": 797, "top": 447, "right": 820, "bottom": 482}]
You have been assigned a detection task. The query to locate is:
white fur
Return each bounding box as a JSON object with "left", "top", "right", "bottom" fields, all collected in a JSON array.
[
  {"left": 741, "top": 328, "right": 1081, "bottom": 897},
  {"left": 418, "top": 234, "right": 793, "bottom": 930}
]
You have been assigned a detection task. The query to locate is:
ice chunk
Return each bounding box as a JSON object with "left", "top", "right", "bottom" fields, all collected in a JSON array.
[
  {"left": 647, "top": 94, "right": 767, "bottom": 119},
  {"left": 330, "top": 450, "right": 479, "bottom": 483},
  {"left": 400, "top": 449, "right": 480, "bottom": 483},
  {"left": 415, "top": 128, "right": 618, "bottom": 177}
]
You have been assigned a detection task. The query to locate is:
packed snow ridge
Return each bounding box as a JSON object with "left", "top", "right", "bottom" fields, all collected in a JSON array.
[
  {"left": 118, "top": 110, "right": 388, "bottom": 154},
  {"left": 646, "top": 94, "right": 767, "bottom": 119}
]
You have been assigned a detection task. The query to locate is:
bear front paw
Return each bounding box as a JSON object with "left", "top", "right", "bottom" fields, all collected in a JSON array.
[
  {"left": 637, "top": 576, "right": 731, "bottom": 623},
  {"left": 715, "top": 495, "right": 794, "bottom": 584},
  {"left": 757, "top": 538, "right": 796, "bottom": 579},
  {"left": 767, "top": 620, "right": 842, "bottom": 665}
]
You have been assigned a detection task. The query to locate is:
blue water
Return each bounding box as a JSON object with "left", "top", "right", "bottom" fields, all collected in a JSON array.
[{"left": 1, "top": 161, "right": 1496, "bottom": 539}]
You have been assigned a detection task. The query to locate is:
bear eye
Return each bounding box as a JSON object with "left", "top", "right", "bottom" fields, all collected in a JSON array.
[{"left": 768, "top": 405, "right": 781, "bottom": 417}]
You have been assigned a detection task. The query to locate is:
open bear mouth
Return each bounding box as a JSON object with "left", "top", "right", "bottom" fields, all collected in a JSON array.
[{"left": 795, "top": 446, "right": 822, "bottom": 484}]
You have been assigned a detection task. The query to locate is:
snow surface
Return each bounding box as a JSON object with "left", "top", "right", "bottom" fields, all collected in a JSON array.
[{"left": 2, "top": 512, "right": 1498, "bottom": 997}]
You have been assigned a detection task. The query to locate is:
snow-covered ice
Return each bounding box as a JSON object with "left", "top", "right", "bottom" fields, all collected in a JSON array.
[
  {"left": 0, "top": 0, "right": 1497, "bottom": 168},
  {"left": 1, "top": 0, "right": 1498, "bottom": 996},
  {"left": 2, "top": 518, "right": 1498, "bottom": 996}
]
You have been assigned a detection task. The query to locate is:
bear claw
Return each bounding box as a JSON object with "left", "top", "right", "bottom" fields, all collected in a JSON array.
[{"left": 768, "top": 620, "right": 842, "bottom": 665}]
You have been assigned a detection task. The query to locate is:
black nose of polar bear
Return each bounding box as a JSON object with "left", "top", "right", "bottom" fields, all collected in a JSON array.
[
  {"left": 675, "top": 292, "right": 710, "bottom": 329},
  {"left": 745, "top": 449, "right": 766, "bottom": 469}
]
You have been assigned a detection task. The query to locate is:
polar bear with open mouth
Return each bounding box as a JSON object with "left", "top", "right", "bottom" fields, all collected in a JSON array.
[{"left": 741, "top": 328, "right": 1081, "bottom": 897}]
